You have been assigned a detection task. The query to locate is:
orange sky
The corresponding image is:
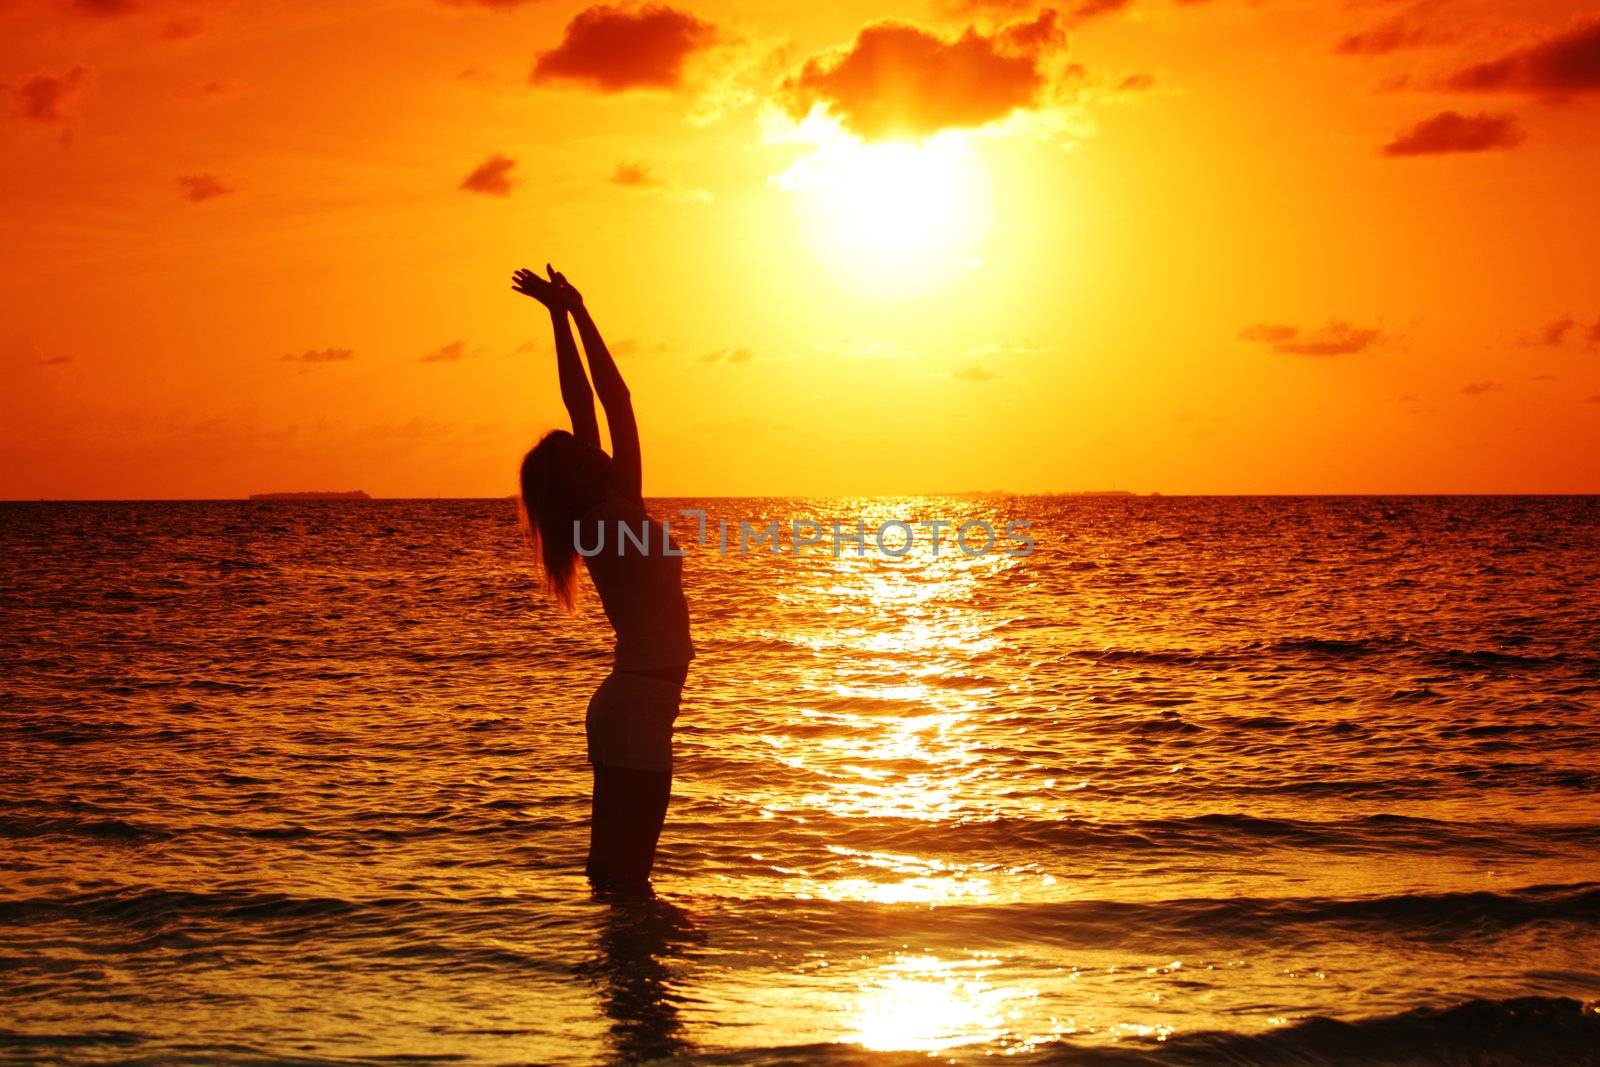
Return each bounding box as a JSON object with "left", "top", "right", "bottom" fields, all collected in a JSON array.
[{"left": 3, "top": 0, "right": 1598, "bottom": 498}]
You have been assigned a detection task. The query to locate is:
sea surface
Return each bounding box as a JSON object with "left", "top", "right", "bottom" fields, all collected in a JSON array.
[{"left": 2, "top": 496, "right": 1599, "bottom": 1065}]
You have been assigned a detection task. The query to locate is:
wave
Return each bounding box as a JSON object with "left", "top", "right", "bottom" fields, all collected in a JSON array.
[
  {"left": 1058, "top": 635, "right": 1581, "bottom": 674},
  {"left": 728, "top": 881, "right": 1600, "bottom": 947},
  {"left": 18, "top": 880, "right": 1591, "bottom": 949},
  {"left": 1044, "top": 996, "right": 1600, "bottom": 1067},
  {"left": 2, "top": 997, "right": 1595, "bottom": 1066},
  {"left": 796, "top": 811, "right": 1600, "bottom": 861},
  {"left": 688, "top": 997, "right": 1600, "bottom": 1066}
]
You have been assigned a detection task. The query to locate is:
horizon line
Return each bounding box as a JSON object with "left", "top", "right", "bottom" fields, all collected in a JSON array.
[{"left": 5, "top": 491, "right": 1600, "bottom": 503}]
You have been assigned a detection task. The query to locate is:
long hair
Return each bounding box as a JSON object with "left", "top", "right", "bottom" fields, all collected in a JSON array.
[{"left": 519, "top": 430, "right": 580, "bottom": 610}]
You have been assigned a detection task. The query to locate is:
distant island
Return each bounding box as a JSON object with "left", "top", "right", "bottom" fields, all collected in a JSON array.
[{"left": 248, "top": 490, "right": 371, "bottom": 501}]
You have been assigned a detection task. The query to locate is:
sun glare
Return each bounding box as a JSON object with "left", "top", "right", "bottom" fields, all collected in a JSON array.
[{"left": 775, "top": 120, "right": 993, "bottom": 299}]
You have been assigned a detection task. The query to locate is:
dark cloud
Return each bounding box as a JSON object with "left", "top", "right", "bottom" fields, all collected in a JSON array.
[
  {"left": 608, "top": 160, "right": 710, "bottom": 202},
  {"left": 611, "top": 161, "right": 664, "bottom": 187},
  {"left": 941, "top": 0, "right": 1127, "bottom": 20},
  {"left": 1460, "top": 380, "right": 1503, "bottom": 396},
  {"left": 62, "top": 0, "right": 139, "bottom": 14},
  {"left": 701, "top": 347, "right": 752, "bottom": 364},
  {"left": 282, "top": 348, "right": 354, "bottom": 364},
  {"left": 954, "top": 365, "right": 995, "bottom": 381},
  {"left": 160, "top": 15, "right": 204, "bottom": 40},
  {"left": 1587, "top": 394, "right": 1600, "bottom": 404},
  {"left": 1070, "top": 0, "right": 1131, "bottom": 17},
  {"left": 1524, "top": 316, "right": 1576, "bottom": 347},
  {"left": 532, "top": 4, "right": 716, "bottom": 92},
  {"left": 780, "top": 9, "right": 1066, "bottom": 138},
  {"left": 40, "top": 354, "right": 74, "bottom": 366},
  {"left": 177, "top": 173, "right": 233, "bottom": 201},
  {"left": 421, "top": 340, "right": 470, "bottom": 363},
  {"left": 9, "top": 67, "right": 91, "bottom": 123},
  {"left": 1117, "top": 72, "right": 1155, "bottom": 92},
  {"left": 1518, "top": 315, "right": 1600, "bottom": 347},
  {"left": 1239, "top": 320, "right": 1383, "bottom": 357},
  {"left": 1447, "top": 18, "right": 1600, "bottom": 95},
  {"left": 1334, "top": 16, "right": 1442, "bottom": 57},
  {"left": 1382, "top": 111, "right": 1523, "bottom": 156},
  {"left": 181, "top": 79, "right": 236, "bottom": 100},
  {"left": 460, "top": 154, "right": 516, "bottom": 195}
]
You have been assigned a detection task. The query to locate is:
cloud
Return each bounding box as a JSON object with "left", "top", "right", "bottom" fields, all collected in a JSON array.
[
  {"left": 1239, "top": 320, "right": 1383, "bottom": 356},
  {"left": 1518, "top": 315, "right": 1600, "bottom": 347},
  {"left": 460, "top": 153, "right": 516, "bottom": 195},
  {"left": 1587, "top": 394, "right": 1600, "bottom": 404},
  {"left": 61, "top": 0, "right": 138, "bottom": 14},
  {"left": 421, "top": 340, "right": 471, "bottom": 363},
  {"left": 8, "top": 67, "right": 91, "bottom": 124},
  {"left": 1460, "top": 380, "right": 1502, "bottom": 396},
  {"left": 612, "top": 161, "right": 665, "bottom": 187},
  {"left": 1381, "top": 111, "right": 1523, "bottom": 156},
  {"left": 180, "top": 79, "right": 238, "bottom": 101},
  {"left": 942, "top": 0, "right": 1127, "bottom": 22},
  {"left": 609, "top": 160, "right": 712, "bottom": 202},
  {"left": 1522, "top": 316, "right": 1576, "bottom": 347},
  {"left": 1069, "top": 0, "right": 1130, "bottom": 18},
  {"left": 1117, "top": 72, "right": 1156, "bottom": 92},
  {"left": 437, "top": 0, "right": 538, "bottom": 7},
  {"left": 40, "top": 354, "right": 73, "bottom": 366},
  {"left": 1447, "top": 18, "right": 1600, "bottom": 95},
  {"left": 282, "top": 347, "right": 354, "bottom": 364},
  {"left": 532, "top": 4, "right": 716, "bottom": 92},
  {"left": 159, "top": 15, "right": 205, "bottom": 40},
  {"left": 954, "top": 365, "right": 995, "bottom": 381},
  {"left": 177, "top": 173, "right": 233, "bottom": 201},
  {"left": 701, "top": 346, "right": 753, "bottom": 364},
  {"left": 779, "top": 9, "right": 1068, "bottom": 139},
  {"left": 1335, "top": 16, "right": 1443, "bottom": 56}
]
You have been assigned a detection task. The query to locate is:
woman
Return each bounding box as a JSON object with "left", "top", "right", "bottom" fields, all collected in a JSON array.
[{"left": 513, "top": 264, "right": 694, "bottom": 897}]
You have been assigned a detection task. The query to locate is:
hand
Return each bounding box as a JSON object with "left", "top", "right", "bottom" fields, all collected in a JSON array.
[
  {"left": 545, "top": 264, "right": 584, "bottom": 310},
  {"left": 511, "top": 267, "right": 566, "bottom": 311}
]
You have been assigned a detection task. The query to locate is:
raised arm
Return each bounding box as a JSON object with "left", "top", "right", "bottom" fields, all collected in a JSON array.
[
  {"left": 512, "top": 268, "right": 599, "bottom": 449},
  {"left": 549, "top": 267, "right": 641, "bottom": 502}
]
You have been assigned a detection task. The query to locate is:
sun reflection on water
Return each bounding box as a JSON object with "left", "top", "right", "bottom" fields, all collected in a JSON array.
[{"left": 851, "top": 955, "right": 1038, "bottom": 1052}]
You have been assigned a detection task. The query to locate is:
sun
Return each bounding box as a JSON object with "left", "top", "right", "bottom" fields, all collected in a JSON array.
[{"left": 775, "top": 121, "right": 993, "bottom": 299}]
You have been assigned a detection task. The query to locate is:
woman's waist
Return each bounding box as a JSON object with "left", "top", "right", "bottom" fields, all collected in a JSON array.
[{"left": 613, "top": 662, "right": 689, "bottom": 686}]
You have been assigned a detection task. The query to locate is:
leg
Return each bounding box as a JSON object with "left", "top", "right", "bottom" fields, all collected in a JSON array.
[{"left": 588, "top": 762, "right": 672, "bottom": 894}]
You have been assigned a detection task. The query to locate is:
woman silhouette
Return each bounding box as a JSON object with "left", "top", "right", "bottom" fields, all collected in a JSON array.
[{"left": 513, "top": 265, "right": 694, "bottom": 896}]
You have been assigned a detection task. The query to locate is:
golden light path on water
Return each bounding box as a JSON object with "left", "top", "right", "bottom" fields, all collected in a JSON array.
[{"left": 681, "top": 511, "right": 1118, "bottom": 1054}]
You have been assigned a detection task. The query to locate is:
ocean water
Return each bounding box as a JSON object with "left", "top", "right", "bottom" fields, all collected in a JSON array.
[{"left": 2, "top": 495, "right": 1599, "bottom": 1066}]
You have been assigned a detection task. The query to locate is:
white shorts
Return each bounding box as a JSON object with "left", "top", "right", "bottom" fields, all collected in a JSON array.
[{"left": 585, "top": 669, "right": 684, "bottom": 773}]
